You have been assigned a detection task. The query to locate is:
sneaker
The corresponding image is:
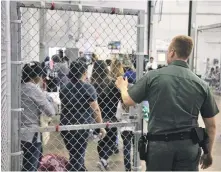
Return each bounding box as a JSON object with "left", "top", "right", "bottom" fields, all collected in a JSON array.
[{"left": 97, "top": 158, "right": 109, "bottom": 171}]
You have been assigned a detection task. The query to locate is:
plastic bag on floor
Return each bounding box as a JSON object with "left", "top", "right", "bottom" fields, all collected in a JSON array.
[{"left": 38, "top": 154, "right": 68, "bottom": 171}]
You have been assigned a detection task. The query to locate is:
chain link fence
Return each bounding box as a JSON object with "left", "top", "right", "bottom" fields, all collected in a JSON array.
[
  {"left": 195, "top": 23, "right": 221, "bottom": 93},
  {"left": 1, "top": 1, "right": 11, "bottom": 171},
  {"left": 10, "top": 2, "right": 145, "bottom": 171}
]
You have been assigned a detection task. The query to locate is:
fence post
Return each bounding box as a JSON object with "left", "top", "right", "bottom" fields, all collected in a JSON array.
[
  {"left": 39, "top": 1, "right": 47, "bottom": 61},
  {"left": 1, "top": 1, "right": 12, "bottom": 170},
  {"left": 187, "top": 0, "right": 197, "bottom": 71},
  {"left": 133, "top": 10, "right": 145, "bottom": 172},
  {"left": 10, "top": 2, "right": 22, "bottom": 171}
]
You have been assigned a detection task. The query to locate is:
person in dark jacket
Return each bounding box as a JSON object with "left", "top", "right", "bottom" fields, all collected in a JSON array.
[
  {"left": 60, "top": 61, "right": 106, "bottom": 171},
  {"left": 91, "top": 60, "right": 121, "bottom": 170}
]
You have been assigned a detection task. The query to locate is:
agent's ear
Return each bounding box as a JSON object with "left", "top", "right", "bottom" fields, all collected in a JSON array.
[{"left": 170, "top": 49, "right": 176, "bottom": 58}]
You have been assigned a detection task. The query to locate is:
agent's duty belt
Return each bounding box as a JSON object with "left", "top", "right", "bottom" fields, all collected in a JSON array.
[{"left": 147, "top": 131, "right": 192, "bottom": 142}]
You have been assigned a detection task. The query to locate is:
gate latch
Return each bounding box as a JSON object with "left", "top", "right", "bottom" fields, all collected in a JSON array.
[
  {"left": 11, "top": 108, "right": 24, "bottom": 112},
  {"left": 11, "top": 151, "right": 23, "bottom": 156}
]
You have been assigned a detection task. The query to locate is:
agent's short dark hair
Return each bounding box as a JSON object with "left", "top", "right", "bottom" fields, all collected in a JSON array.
[
  {"left": 22, "top": 61, "right": 42, "bottom": 83},
  {"left": 170, "top": 35, "right": 193, "bottom": 59}
]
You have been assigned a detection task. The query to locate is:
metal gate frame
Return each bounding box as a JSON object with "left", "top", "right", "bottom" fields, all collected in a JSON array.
[
  {"left": 10, "top": 1, "right": 145, "bottom": 171},
  {"left": 194, "top": 23, "right": 221, "bottom": 94},
  {"left": 194, "top": 23, "right": 221, "bottom": 74},
  {"left": 1, "top": 1, "right": 12, "bottom": 171}
]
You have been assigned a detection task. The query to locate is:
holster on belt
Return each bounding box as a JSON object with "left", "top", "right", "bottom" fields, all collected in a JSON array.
[
  {"left": 138, "top": 134, "right": 148, "bottom": 161},
  {"left": 191, "top": 127, "right": 209, "bottom": 154}
]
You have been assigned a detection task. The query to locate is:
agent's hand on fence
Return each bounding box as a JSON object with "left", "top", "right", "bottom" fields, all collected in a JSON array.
[
  {"left": 99, "top": 128, "right": 107, "bottom": 139},
  {"left": 115, "top": 76, "right": 128, "bottom": 91}
]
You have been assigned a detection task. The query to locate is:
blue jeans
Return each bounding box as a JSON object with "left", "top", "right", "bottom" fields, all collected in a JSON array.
[
  {"left": 21, "top": 133, "right": 42, "bottom": 171},
  {"left": 61, "top": 130, "right": 89, "bottom": 171},
  {"left": 121, "top": 131, "right": 134, "bottom": 171}
]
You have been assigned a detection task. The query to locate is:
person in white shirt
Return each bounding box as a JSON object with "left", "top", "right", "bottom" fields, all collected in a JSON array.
[{"left": 145, "top": 57, "right": 157, "bottom": 71}]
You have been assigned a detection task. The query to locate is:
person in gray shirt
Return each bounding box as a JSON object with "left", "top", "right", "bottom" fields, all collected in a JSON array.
[{"left": 21, "top": 61, "right": 56, "bottom": 171}]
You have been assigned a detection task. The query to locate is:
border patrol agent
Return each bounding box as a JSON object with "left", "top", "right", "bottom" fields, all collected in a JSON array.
[{"left": 116, "top": 35, "right": 219, "bottom": 171}]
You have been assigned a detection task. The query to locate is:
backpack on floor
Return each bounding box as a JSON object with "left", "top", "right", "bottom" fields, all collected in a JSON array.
[{"left": 38, "top": 154, "right": 68, "bottom": 171}]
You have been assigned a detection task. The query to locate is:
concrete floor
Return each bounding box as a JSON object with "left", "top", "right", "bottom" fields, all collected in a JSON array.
[{"left": 43, "top": 95, "right": 221, "bottom": 171}]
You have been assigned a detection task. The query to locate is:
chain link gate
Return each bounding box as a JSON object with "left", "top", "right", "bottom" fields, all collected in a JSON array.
[
  {"left": 11, "top": 1, "right": 145, "bottom": 171},
  {"left": 194, "top": 23, "right": 221, "bottom": 94}
]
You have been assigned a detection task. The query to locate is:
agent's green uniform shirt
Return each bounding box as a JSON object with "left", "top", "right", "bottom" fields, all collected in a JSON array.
[{"left": 128, "top": 60, "right": 219, "bottom": 134}]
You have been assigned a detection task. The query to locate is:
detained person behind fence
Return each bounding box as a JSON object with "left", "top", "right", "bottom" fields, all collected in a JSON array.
[
  {"left": 59, "top": 61, "right": 106, "bottom": 171},
  {"left": 110, "top": 59, "right": 135, "bottom": 171},
  {"left": 21, "top": 61, "right": 56, "bottom": 171},
  {"left": 116, "top": 35, "right": 219, "bottom": 171},
  {"left": 91, "top": 60, "right": 121, "bottom": 170}
]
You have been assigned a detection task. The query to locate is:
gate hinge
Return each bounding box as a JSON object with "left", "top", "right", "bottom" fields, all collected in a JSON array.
[
  {"left": 11, "top": 20, "right": 22, "bottom": 24},
  {"left": 136, "top": 24, "right": 144, "bottom": 28},
  {"left": 11, "top": 108, "right": 24, "bottom": 112},
  {"left": 11, "top": 151, "right": 23, "bottom": 156},
  {"left": 11, "top": 61, "right": 24, "bottom": 65}
]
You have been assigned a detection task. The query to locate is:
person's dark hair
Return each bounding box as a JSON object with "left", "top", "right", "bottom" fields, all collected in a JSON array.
[
  {"left": 148, "top": 67, "right": 153, "bottom": 71},
  {"left": 91, "top": 60, "right": 110, "bottom": 83},
  {"left": 64, "top": 56, "right": 69, "bottom": 62},
  {"left": 52, "top": 54, "right": 61, "bottom": 63},
  {"left": 211, "top": 67, "right": 215, "bottom": 72},
  {"left": 44, "top": 56, "right": 50, "bottom": 62},
  {"left": 78, "top": 56, "right": 87, "bottom": 63},
  {"left": 92, "top": 53, "right": 98, "bottom": 63},
  {"left": 91, "top": 60, "right": 115, "bottom": 96},
  {"left": 68, "top": 61, "right": 87, "bottom": 83},
  {"left": 150, "top": 57, "right": 154, "bottom": 60},
  {"left": 105, "top": 59, "right": 112, "bottom": 66},
  {"left": 22, "top": 61, "right": 42, "bottom": 83},
  {"left": 157, "top": 65, "right": 162, "bottom": 69}
]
